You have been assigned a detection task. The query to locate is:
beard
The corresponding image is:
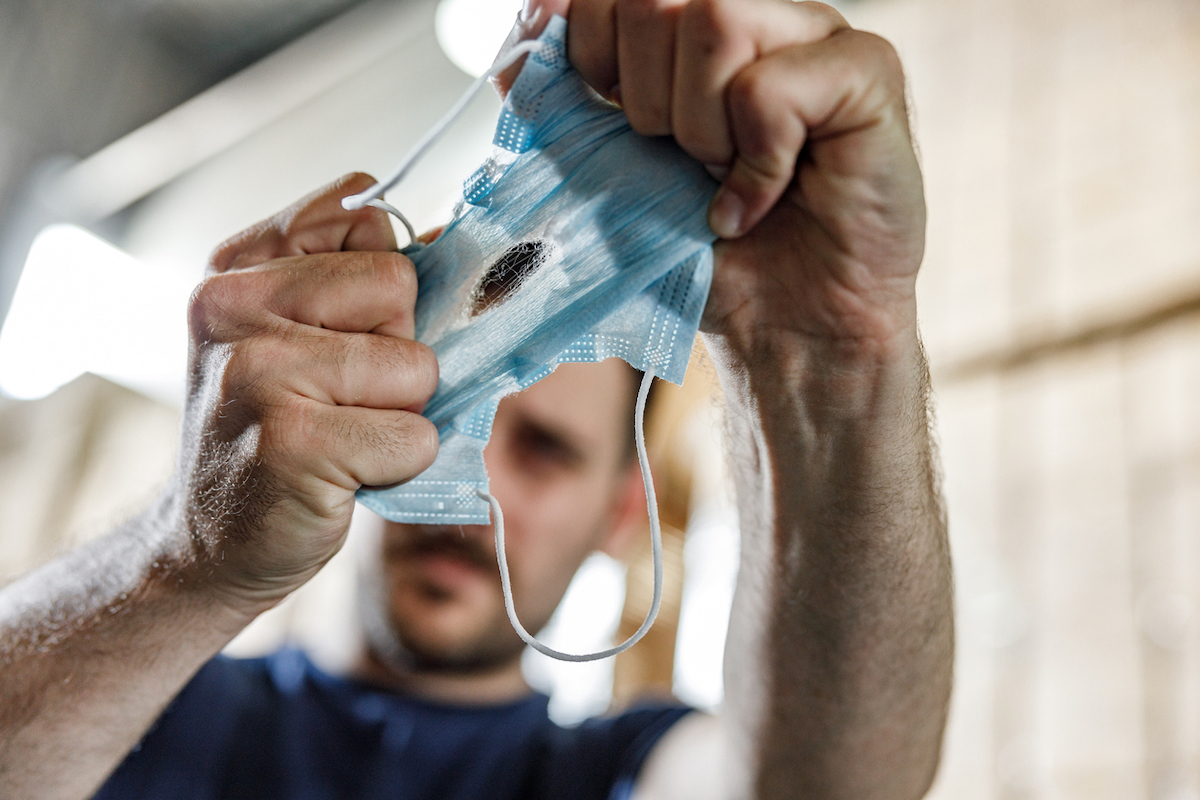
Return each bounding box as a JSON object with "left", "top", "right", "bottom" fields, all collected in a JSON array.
[{"left": 356, "top": 526, "right": 530, "bottom": 676}]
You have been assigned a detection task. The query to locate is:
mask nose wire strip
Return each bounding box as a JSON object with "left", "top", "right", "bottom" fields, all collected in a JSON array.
[
  {"left": 478, "top": 368, "right": 663, "bottom": 663},
  {"left": 340, "top": 39, "right": 545, "bottom": 244}
]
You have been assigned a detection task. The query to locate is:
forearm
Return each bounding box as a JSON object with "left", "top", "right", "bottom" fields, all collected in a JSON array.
[
  {"left": 710, "top": 323, "right": 952, "bottom": 800},
  {"left": 0, "top": 492, "right": 257, "bottom": 800}
]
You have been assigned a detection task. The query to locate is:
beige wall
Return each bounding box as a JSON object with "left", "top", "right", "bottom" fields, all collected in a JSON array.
[
  {"left": 1, "top": 0, "right": 1198, "bottom": 795},
  {"left": 871, "top": 0, "right": 1200, "bottom": 796},
  {"left": 0, "top": 375, "right": 178, "bottom": 584}
]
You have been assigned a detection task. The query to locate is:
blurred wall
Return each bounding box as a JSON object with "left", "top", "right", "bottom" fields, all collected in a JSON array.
[
  {"left": 878, "top": 0, "right": 1200, "bottom": 797},
  {"left": 0, "top": 374, "right": 178, "bottom": 583},
  {"left": 0, "top": 0, "right": 1198, "bottom": 796}
]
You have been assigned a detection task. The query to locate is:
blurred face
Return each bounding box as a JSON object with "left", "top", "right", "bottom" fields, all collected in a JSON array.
[{"left": 372, "top": 358, "right": 640, "bottom": 673}]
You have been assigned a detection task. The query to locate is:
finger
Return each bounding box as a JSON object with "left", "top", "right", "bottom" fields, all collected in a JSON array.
[
  {"left": 265, "top": 251, "right": 418, "bottom": 339},
  {"left": 568, "top": 0, "right": 619, "bottom": 100},
  {"left": 229, "top": 330, "right": 438, "bottom": 413},
  {"left": 189, "top": 251, "right": 418, "bottom": 344},
  {"left": 210, "top": 173, "right": 398, "bottom": 274},
  {"left": 710, "top": 30, "right": 911, "bottom": 239},
  {"left": 673, "top": 0, "right": 848, "bottom": 165},
  {"left": 615, "top": 0, "right": 687, "bottom": 135},
  {"left": 417, "top": 225, "right": 445, "bottom": 245},
  {"left": 266, "top": 398, "right": 439, "bottom": 490},
  {"left": 491, "top": 0, "right": 572, "bottom": 98}
]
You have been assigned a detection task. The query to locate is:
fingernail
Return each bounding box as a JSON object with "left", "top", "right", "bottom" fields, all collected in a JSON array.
[
  {"left": 704, "top": 163, "right": 730, "bottom": 182},
  {"left": 709, "top": 188, "right": 744, "bottom": 239}
]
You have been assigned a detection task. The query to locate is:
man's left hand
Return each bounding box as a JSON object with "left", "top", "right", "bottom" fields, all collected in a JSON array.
[{"left": 511, "top": 0, "right": 925, "bottom": 364}]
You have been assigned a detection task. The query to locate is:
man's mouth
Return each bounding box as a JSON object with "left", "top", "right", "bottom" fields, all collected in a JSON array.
[{"left": 386, "top": 527, "right": 497, "bottom": 577}]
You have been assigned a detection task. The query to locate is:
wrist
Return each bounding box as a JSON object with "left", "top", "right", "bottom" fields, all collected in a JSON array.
[
  {"left": 149, "top": 486, "right": 281, "bottom": 629},
  {"left": 702, "top": 300, "right": 940, "bottom": 567},
  {"left": 702, "top": 302, "right": 924, "bottom": 426}
]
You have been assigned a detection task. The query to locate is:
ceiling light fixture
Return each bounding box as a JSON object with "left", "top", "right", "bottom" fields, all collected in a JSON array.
[{"left": 435, "top": 0, "right": 524, "bottom": 78}]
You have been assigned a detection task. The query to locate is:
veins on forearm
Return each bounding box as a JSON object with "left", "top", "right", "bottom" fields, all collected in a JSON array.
[{"left": 715, "top": 330, "right": 952, "bottom": 799}]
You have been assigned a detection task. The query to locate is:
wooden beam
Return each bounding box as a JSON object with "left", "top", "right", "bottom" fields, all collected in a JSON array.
[{"left": 935, "top": 278, "right": 1200, "bottom": 384}]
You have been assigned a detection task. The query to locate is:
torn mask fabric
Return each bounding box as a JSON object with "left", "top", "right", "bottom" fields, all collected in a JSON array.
[{"left": 354, "top": 16, "right": 718, "bottom": 526}]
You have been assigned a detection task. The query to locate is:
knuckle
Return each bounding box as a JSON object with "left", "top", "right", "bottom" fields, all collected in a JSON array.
[
  {"left": 207, "top": 238, "right": 241, "bottom": 275},
  {"left": 399, "top": 340, "right": 440, "bottom": 400},
  {"left": 797, "top": 1, "right": 848, "bottom": 28},
  {"left": 727, "top": 67, "right": 796, "bottom": 180},
  {"left": 843, "top": 31, "right": 908, "bottom": 114},
  {"left": 192, "top": 271, "right": 271, "bottom": 340},
  {"left": 336, "top": 171, "right": 378, "bottom": 194},
  {"left": 187, "top": 279, "right": 221, "bottom": 343},
  {"left": 728, "top": 65, "right": 775, "bottom": 124},
  {"left": 370, "top": 251, "right": 418, "bottom": 304},
  {"left": 263, "top": 395, "right": 322, "bottom": 459},
  {"left": 221, "top": 338, "right": 275, "bottom": 404},
  {"left": 277, "top": 207, "right": 308, "bottom": 242},
  {"left": 271, "top": 172, "right": 380, "bottom": 245},
  {"left": 188, "top": 274, "right": 245, "bottom": 343},
  {"left": 403, "top": 414, "right": 440, "bottom": 471},
  {"left": 208, "top": 229, "right": 253, "bottom": 274},
  {"left": 367, "top": 337, "right": 438, "bottom": 400},
  {"left": 673, "top": 114, "right": 729, "bottom": 166},
  {"left": 842, "top": 30, "right": 901, "bottom": 77},
  {"left": 866, "top": 32, "right": 907, "bottom": 90},
  {"left": 681, "top": 0, "right": 734, "bottom": 40},
  {"left": 334, "top": 332, "right": 372, "bottom": 383},
  {"left": 208, "top": 223, "right": 281, "bottom": 274},
  {"left": 359, "top": 412, "right": 439, "bottom": 485}
]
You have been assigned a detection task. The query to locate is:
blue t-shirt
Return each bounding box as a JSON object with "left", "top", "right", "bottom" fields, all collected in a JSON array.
[{"left": 94, "top": 648, "right": 691, "bottom": 800}]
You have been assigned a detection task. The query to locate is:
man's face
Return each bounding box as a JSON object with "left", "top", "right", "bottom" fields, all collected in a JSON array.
[{"left": 374, "top": 358, "right": 639, "bottom": 672}]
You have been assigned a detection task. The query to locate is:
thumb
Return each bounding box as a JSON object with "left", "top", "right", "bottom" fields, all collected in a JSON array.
[{"left": 210, "top": 173, "right": 398, "bottom": 273}]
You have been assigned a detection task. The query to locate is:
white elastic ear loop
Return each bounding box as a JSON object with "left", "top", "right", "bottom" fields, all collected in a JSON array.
[
  {"left": 477, "top": 368, "right": 663, "bottom": 663},
  {"left": 341, "top": 39, "right": 545, "bottom": 245},
  {"left": 363, "top": 199, "right": 417, "bottom": 246}
]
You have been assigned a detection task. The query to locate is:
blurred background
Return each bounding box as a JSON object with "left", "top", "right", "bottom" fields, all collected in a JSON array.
[{"left": 0, "top": 0, "right": 1198, "bottom": 797}]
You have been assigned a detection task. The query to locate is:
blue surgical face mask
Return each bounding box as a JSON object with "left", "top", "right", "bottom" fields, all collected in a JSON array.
[{"left": 342, "top": 16, "right": 718, "bottom": 661}]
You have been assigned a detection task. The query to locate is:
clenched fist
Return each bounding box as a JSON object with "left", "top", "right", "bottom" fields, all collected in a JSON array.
[
  {"left": 175, "top": 173, "right": 439, "bottom": 614},
  {"left": 499, "top": 0, "right": 925, "bottom": 404}
]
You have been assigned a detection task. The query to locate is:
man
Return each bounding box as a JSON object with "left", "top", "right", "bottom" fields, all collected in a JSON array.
[{"left": 0, "top": 0, "right": 953, "bottom": 798}]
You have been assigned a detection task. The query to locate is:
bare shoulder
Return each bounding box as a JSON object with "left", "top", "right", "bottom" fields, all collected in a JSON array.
[{"left": 631, "top": 711, "right": 728, "bottom": 800}]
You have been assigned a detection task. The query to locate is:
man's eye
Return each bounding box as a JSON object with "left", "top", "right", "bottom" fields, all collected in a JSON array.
[{"left": 514, "top": 425, "right": 582, "bottom": 469}]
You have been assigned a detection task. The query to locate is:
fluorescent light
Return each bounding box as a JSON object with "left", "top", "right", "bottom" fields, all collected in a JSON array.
[
  {"left": 435, "top": 0, "right": 523, "bottom": 78},
  {"left": 0, "top": 225, "right": 192, "bottom": 405}
]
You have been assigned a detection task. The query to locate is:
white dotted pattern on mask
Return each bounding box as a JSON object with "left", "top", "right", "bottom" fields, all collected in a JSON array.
[{"left": 493, "top": 109, "right": 535, "bottom": 154}]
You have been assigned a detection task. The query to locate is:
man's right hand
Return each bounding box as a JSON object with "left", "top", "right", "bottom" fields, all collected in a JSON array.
[
  {"left": 176, "top": 172, "right": 439, "bottom": 616},
  {"left": 0, "top": 172, "right": 438, "bottom": 800}
]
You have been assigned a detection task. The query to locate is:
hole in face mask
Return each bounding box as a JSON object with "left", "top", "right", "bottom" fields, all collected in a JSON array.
[{"left": 471, "top": 240, "right": 548, "bottom": 316}]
